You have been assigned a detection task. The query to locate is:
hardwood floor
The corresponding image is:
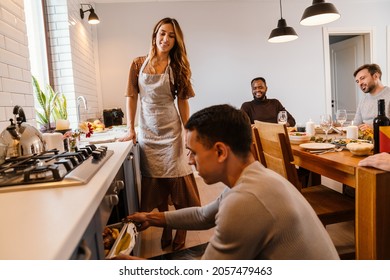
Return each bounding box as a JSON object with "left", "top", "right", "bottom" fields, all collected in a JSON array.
[
  {"left": 137, "top": 175, "right": 223, "bottom": 259},
  {"left": 137, "top": 175, "right": 355, "bottom": 259}
]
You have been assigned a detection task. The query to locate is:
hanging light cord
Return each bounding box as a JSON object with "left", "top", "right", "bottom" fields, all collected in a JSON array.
[{"left": 279, "top": 0, "right": 283, "bottom": 18}]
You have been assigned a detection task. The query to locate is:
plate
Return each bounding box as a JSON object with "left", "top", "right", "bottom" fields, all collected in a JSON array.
[
  {"left": 331, "top": 138, "right": 372, "bottom": 147},
  {"left": 299, "top": 143, "right": 336, "bottom": 150}
]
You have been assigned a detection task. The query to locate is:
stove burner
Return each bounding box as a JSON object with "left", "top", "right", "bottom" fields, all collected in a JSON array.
[{"left": 0, "top": 144, "right": 113, "bottom": 190}]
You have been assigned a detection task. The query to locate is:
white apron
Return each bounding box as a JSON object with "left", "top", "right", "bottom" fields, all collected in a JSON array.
[{"left": 137, "top": 58, "right": 193, "bottom": 178}]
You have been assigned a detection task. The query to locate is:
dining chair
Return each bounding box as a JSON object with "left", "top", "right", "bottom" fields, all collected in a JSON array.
[{"left": 252, "top": 121, "right": 355, "bottom": 226}]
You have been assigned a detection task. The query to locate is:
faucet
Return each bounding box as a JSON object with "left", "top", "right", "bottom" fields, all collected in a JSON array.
[{"left": 76, "top": 96, "right": 88, "bottom": 123}]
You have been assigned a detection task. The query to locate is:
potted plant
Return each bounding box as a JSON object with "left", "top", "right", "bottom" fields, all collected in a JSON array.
[{"left": 32, "top": 76, "right": 68, "bottom": 132}]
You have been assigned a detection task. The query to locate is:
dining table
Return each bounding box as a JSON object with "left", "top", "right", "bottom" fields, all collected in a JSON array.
[{"left": 291, "top": 140, "right": 390, "bottom": 260}]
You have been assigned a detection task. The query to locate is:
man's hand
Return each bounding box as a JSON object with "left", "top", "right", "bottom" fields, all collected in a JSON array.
[
  {"left": 358, "top": 123, "right": 372, "bottom": 132},
  {"left": 358, "top": 152, "right": 390, "bottom": 172},
  {"left": 126, "top": 211, "right": 166, "bottom": 231}
]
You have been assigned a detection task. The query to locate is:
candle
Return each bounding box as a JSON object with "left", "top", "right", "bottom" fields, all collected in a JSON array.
[
  {"left": 346, "top": 125, "right": 358, "bottom": 139},
  {"left": 56, "top": 119, "right": 70, "bottom": 130},
  {"left": 305, "top": 119, "right": 315, "bottom": 136}
]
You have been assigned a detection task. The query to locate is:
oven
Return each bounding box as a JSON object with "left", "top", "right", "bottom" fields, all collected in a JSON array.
[
  {"left": 0, "top": 142, "right": 141, "bottom": 259},
  {"left": 71, "top": 143, "right": 142, "bottom": 259}
]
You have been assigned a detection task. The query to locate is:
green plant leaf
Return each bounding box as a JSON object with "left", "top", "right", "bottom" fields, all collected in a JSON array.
[{"left": 32, "top": 75, "right": 68, "bottom": 125}]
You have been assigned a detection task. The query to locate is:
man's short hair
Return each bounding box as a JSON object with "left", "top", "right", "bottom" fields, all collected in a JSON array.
[
  {"left": 251, "top": 77, "right": 267, "bottom": 87},
  {"left": 185, "top": 104, "right": 252, "bottom": 157},
  {"left": 353, "top": 63, "right": 382, "bottom": 80}
]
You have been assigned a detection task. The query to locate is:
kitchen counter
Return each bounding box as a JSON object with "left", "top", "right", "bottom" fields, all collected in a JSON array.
[{"left": 0, "top": 140, "right": 133, "bottom": 260}]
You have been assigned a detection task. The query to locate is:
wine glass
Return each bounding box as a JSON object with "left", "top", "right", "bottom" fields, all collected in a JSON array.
[
  {"left": 277, "top": 111, "right": 288, "bottom": 125},
  {"left": 336, "top": 109, "right": 347, "bottom": 129},
  {"left": 320, "top": 114, "right": 332, "bottom": 141}
]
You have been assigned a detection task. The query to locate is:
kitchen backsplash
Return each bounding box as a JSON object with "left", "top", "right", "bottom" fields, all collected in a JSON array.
[
  {"left": 0, "top": 0, "right": 100, "bottom": 133},
  {"left": 0, "top": 0, "right": 35, "bottom": 132}
]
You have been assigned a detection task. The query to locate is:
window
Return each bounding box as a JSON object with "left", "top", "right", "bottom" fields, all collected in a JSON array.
[{"left": 24, "top": 0, "right": 52, "bottom": 88}]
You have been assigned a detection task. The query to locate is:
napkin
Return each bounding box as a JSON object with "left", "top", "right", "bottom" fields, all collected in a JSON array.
[{"left": 379, "top": 126, "right": 390, "bottom": 152}]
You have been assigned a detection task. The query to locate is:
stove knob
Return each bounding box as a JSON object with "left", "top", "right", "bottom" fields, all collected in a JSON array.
[
  {"left": 96, "top": 148, "right": 106, "bottom": 157},
  {"left": 108, "top": 194, "right": 119, "bottom": 207},
  {"left": 92, "top": 150, "right": 102, "bottom": 160},
  {"left": 86, "top": 144, "right": 97, "bottom": 151},
  {"left": 115, "top": 180, "right": 124, "bottom": 191}
]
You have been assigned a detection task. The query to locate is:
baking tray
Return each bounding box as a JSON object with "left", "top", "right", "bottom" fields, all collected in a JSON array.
[{"left": 105, "top": 222, "right": 138, "bottom": 259}]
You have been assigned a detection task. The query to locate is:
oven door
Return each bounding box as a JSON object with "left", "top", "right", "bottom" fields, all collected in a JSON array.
[{"left": 71, "top": 143, "right": 142, "bottom": 259}]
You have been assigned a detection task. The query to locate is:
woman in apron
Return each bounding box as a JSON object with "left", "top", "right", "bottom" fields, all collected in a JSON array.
[{"left": 120, "top": 18, "right": 201, "bottom": 251}]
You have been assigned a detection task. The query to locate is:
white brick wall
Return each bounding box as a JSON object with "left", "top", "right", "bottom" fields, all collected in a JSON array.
[
  {"left": 0, "top": 0, "right": 35, "bottom": 132},
  {"left": 0, "top": 0, "right": 100, "bottom": 132},
  {"left": 47, "top": 0, "right": 99, "bottom": 127}
]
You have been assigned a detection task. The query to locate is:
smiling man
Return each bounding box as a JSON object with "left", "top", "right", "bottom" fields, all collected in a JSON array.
[
  {"left": 125, "top": 104, "right": 339, "bottom": 260},
  {"left": 240, "top": 77, "right": 296, "bottom": 126},
  {"left": 353, "top": 63, "right": 390, "bottom": 131}
]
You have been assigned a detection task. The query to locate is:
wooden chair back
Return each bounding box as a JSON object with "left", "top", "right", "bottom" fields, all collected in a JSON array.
[{"left": 253, "top": 121, "right": 302, "bottom": 191}]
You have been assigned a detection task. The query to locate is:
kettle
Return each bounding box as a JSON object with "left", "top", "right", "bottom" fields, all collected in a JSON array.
[{"left": 0, "top": 105, "right": 45, "bottom": 158}]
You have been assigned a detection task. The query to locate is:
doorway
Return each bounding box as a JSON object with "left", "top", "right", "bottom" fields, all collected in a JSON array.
[{"left": 323, "top": 28, "right": 374, "bottom": 123}]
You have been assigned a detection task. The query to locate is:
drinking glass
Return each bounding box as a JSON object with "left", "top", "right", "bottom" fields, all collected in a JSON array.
[
  {"left": 320, "top": 114, "right": 332, "bottom": 141},
  {"left": 336, "top": 109, "right": 347, "bottom": 129},
  {"left": 277, "top": 111, "right": 288, "bottom": 125}
]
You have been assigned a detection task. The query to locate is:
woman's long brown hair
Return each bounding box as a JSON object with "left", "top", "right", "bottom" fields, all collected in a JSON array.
[{"left": 148, "top": 17, "right": 192, "bottom": 92}]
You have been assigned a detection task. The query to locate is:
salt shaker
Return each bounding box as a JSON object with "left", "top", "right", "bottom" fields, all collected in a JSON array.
[{"left": 306, "top": 118, "right": 315, "bottom": 136}]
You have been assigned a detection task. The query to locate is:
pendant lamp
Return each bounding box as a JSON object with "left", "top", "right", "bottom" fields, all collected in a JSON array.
[
  {"left": 300, "top": 0, "right": 340, "bottom": 26},
  {"left": 268, "top": 0, "right": 298, "bottom": 43}
]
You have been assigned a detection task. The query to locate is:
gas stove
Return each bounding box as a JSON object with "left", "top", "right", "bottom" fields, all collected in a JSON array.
[{"left": 0, "top": 144, "right": 113, "bottom": 192}]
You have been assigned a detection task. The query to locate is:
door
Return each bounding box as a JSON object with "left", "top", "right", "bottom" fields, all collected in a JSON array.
[{"left": 330, "top": 35, "right": 365, "bottom": 122}]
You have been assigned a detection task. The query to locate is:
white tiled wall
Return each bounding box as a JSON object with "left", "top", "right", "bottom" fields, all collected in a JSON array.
[
  {"left": 0, "top": 0, "right": 100, "bottom": 133},
  {"left": 0, "top": 0, "right": 35, "bottom": 132},
  {"left": 45, "top": 0, "right": 99, "bottom": 128}
]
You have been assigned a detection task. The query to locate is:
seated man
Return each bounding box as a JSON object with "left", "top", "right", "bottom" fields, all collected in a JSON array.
[
  {"left": 125, "top": 104, "right": 338, "bottom": 260},
  {"left": 353, "top": 63, "right": 390, "bottom": 131},
  {"left": 240, "top": 77, "right": 296, "bottom": 126}
]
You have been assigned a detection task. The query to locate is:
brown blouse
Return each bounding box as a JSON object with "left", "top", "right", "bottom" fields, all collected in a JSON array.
[{"left": 125, "top": 56, "right": 195, "bottom": 99}]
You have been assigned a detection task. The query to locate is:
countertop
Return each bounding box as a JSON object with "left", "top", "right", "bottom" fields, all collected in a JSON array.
[{"left": 0, "top": 140, "right": 133, "bottom": 260}]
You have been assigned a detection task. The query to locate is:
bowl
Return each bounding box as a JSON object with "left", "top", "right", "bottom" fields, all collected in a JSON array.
[
  {"left": 289, "top": 133, "right": 311, "bottom": 144},
  {"left": 346, "top": 142, "right": 374, "bottom": 156}
]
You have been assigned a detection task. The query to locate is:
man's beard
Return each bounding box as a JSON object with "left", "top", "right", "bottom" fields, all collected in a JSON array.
[
  {"left": 253, "top": 94, "right": 266, "bottom": 101},
  {"left": 362, "top": 84, "right": 375, "bottom": 93}
]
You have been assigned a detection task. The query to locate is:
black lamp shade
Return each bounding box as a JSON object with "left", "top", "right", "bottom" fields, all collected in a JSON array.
[
  {"left": 88, "top": 8, "right": 100, "bottom": 24},
  {"left": 300, "top": 0, "right": 340, "bottom": 26},
  {"left": 268, "top": 18, "right": 298, "bottom": 43},
  {"left": 80, "top": 4, "right": 100, "bottom": 25}
]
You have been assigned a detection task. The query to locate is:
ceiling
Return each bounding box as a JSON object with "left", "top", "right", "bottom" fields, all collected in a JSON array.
[{"left": 92, "top": 0, "right": 248, "bottom": 3}]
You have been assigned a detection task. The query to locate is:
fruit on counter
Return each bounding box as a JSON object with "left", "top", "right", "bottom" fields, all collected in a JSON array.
[
  {"left": 86, "top": 119, "right": 106, "bottom": 132},
  {"left": 115, "top": 232, "right": 131, "bottom": 255}
]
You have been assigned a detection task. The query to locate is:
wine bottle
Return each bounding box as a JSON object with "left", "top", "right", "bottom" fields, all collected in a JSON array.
[{"left": 373, "top": 99, "right": 390, "bottom": 154}]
